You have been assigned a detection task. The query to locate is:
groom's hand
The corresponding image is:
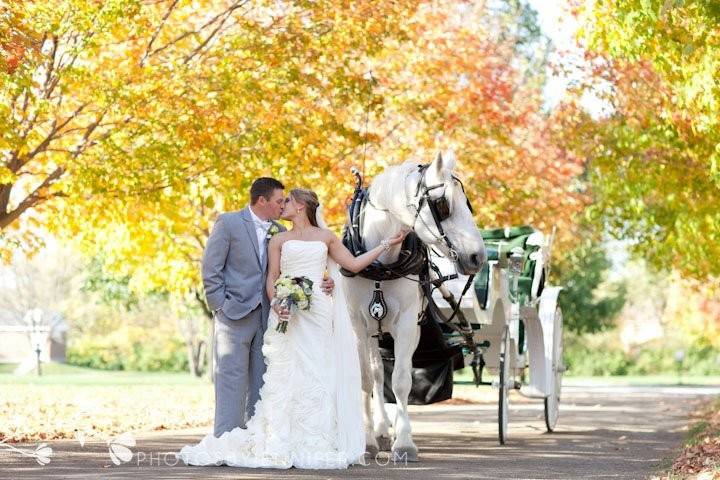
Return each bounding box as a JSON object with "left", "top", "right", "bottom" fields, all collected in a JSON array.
[{"left": 321, "top": 276, "right": 334, "bottom": 295}]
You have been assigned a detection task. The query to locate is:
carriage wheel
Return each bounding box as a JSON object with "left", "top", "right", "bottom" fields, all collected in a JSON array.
[
  {"left": 498, "top": 324, "right": 511, "bottom": 445},
  {"left": 544, "top": 306, "right": 564, "bottom": 432}
]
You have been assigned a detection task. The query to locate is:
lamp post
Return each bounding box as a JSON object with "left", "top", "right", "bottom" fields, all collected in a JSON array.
[
  {"left": 674, "top": 349, "right": 685, "bottom": 385},
  {"left": 29, "top": 309, "right": 43, "bottom": 376}
]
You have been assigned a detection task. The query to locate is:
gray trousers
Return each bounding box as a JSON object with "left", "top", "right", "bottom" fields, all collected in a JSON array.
[{"left": 213, "top": 306, "right": 267, "bottom": 437}]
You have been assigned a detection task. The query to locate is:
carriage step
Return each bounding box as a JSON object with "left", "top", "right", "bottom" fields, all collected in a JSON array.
[{"left": 519, "top": 385, "right": 547, "bottom": 399}]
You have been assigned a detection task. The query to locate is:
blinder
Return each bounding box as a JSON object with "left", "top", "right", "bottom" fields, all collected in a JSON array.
[
  {"left": 430, "top": 194, "right": 451, "bottom": 222},
  {"left": 412, "top": 165, "right": 474, "bottom": 260},
  {"left": 415, "top": 167, "right": 473, "bottom": 224}
]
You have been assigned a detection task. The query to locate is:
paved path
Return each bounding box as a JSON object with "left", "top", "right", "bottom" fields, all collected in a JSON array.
[{"left": 1, "top": 384, "right": 717, "bottom": 480}]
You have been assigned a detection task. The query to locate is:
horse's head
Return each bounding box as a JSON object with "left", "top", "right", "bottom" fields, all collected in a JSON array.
[{"left": 405, "top": 152, "right": 486, "bottom": 275}]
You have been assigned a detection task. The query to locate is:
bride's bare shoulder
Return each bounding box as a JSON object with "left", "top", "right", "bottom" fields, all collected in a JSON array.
[
  {"left": 318, "top": 228, "right": 338, "bottom": 243},
  {"left": 268, "top": 231, "right": 291, "bottom": 247}
]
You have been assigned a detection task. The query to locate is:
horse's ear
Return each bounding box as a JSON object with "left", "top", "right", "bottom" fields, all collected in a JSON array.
[
  {"left": 443, "top": 150, "right": 457, "bottom": 170},
  {"left": 431, "top": 150, "right": 456, "bottom": 174},
  {"left": 431, "top": 151, "right": 444, "bottom": 175}
]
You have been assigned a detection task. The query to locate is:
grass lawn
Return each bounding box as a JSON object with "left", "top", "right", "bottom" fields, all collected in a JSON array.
[
  {"left": 561, "top": 374, "right": 720, "bottom": 386},
  {"left": 0, "top": 362, "right": 203, "bottom": 385},
  {"left": 0, "top": 363, "right": 213, "bottom": 443}
]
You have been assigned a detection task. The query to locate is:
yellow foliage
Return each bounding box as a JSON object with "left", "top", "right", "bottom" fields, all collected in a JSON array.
[
  {"left": 663, "top": 274, "right": 720, "bottom": 349},
  {"left": 2, "top": 0, "right": 590, "bottom": 299}
]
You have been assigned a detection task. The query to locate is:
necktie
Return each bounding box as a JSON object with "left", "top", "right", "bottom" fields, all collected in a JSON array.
[{"left": 255, "top": 220, "right": 270, "bottom": 263}]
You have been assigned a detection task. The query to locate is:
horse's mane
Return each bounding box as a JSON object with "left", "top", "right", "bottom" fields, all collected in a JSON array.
[{"left": 368, "top": 161, "right": 420, "bottom": 209}]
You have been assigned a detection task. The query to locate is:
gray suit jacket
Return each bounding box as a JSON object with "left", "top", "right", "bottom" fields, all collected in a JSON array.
[{"left": 202, "top": 207, "right": 285, "bottom": 326}]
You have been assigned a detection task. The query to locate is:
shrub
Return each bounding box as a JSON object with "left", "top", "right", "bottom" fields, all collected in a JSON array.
[
  {"left": 67, "top": 325, "right": 189, "bottom": 372},
  {"left": 564, "top": 333, "right": 720, "bottom": 377}
]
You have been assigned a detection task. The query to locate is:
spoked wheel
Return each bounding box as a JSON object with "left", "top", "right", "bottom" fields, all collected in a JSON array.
[
  {"left": 498, "top": 325, "right": 511, "bottom": 445},
  {"left": 544, "top": 306, "right": 564, "bottom": 432}
]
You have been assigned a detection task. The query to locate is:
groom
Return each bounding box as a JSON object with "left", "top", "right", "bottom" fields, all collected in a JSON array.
[{"left": 202, "top": 177, "right": 333, "bottom": 437}]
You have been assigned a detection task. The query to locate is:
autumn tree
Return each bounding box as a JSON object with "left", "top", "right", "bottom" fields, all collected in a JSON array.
[
  {"left": 576, "top": 0, "right": 720, "bottom": 278},
  {"left": 3, "top": 0, "right": 591, "bottom": 309},
  {"left": 1, "top": 0, "right": 419, "bottom": 272},
  {"left": 347, "top": 0, "right": 590, "bottom": 253}
]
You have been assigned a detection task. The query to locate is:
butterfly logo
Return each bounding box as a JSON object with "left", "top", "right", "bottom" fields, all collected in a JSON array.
[{"left": 107, "top": 432, "right": 135, "bottom": 465}]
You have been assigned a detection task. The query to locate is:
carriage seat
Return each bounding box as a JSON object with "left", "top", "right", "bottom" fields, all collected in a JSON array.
[
  {"left": 480, "top": 226, "right": 536, "bottom": 261},
  {"left": 474, "top": 225, "right": 545, "bottom": 308}
]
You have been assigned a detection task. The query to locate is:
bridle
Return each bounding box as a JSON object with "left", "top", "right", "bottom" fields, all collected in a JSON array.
[
  {"left": 406, "top": 164, "right": 474, "bottom": 262},
  {"left": 405, "top": 164, "right": 478, "bottom": 351}
]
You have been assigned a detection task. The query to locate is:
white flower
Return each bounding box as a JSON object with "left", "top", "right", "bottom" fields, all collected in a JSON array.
[
  {"left": 266, "top": 224, "right": 281, "bottom": 240},
  {"left": 276, "top": 285, "right": 292, "bottom": 299}
]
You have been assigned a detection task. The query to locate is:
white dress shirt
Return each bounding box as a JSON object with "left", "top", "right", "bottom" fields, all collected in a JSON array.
[{"left": 248, "top": 205, "right": 271, "bottom": 263}]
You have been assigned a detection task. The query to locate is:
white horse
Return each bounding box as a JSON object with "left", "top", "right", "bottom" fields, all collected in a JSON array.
[{"left": 343, "top": 152, "right": 485, "bottom": 461}]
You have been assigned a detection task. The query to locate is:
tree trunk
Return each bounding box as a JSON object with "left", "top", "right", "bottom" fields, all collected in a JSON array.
[
  {"left": 185, "top": 337, "right": 207, "bottom": 377},
  {"left": 208, "top": 320, "right": 215, "bottom": 384},
  {"left": 194, "top": 288, "right": 215, "bottom": 384}
]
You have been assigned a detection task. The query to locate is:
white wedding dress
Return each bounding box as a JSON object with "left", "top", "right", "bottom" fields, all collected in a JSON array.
[{"left": 177, "top": 240, "right": 365, "bottom": 469}]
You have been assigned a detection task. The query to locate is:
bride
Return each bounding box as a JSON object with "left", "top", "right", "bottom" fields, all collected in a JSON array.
[{"left": 177, "top": 188, "right": 406, "bottom": 469}]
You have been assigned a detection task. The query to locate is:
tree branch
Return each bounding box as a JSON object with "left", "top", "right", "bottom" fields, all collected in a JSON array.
[
  {"left": 0, "top": 167, "right": 65, "bottom": 230},
  {"left": 194, "top": 289, "right": 213, "bottom": 319},
  {"left": 0, "top": 183, "right": 12, "bottom": 216},
  {"left": 140, "top": 0, "right": 180, "bottom": 67},
  {"left": 42, "top": 35, "right": 59, "bottom": 99},
  {"left": 146, "top": 0, "right": 250, "bottom": 60},
  {"left": 23, "top": 103, "right": 89, "bottom": 162},
  {"left": 182, "top": 2, "right": 240, "bottom": 65},
  {"left": 0, "top": 108, "right": 109, "bottom": 229}
]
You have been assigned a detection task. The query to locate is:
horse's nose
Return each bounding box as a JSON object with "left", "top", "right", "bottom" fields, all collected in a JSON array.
[
  {"left": 469, "top": 250, "right": 486, "bottom": 269},
  {"left": 457, "top": 250, "right": 485, "bottom": 275}
]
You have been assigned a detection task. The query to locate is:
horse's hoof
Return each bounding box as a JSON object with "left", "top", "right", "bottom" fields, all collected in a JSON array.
[
  {"left": 376, "top": 436, "right": 392, "bottom": 451},
  {"left": 365, "top": 445, "right": 380, "bottom": 458},
  {"left": 392, "top": 447, "right": 419, "bottom": 462}
]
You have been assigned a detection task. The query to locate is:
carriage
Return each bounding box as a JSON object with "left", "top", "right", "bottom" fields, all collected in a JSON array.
[
  {"left": 425, "top": 226, "right": 565, "bottom": 444},
  {"left": 341, "top": 155, "right": 565, "bottom": 458},
  {"left": 374, "top": 224, "right": 565, "bottom": 445}
]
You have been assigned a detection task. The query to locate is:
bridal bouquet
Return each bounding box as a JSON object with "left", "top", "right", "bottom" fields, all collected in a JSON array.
[{"left": 272, "top": 275, "right": 314, "bottom": 333}]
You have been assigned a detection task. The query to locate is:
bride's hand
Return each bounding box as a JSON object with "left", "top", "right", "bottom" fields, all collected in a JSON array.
[
  {"left": 321, "top": 271, "right": 334, "bottom": 296},
  {"left": 387, "top": 229, "right": 408, "bottom": 246},
  {"left": 272, "top": 302, "right": 290, "bottom": 320}
]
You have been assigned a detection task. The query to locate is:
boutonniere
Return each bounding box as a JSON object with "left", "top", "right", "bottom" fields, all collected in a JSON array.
[{"left": 266, "top": 223, "right": 280, "bottom": 241}]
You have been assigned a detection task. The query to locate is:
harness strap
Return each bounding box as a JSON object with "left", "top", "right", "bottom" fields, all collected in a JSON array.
[
  {"left": 445, "top": 274, "right": 476, "bottom": 326},
  {"left": 341, "top": 186, "right": 427, "bottom": 281},
  {"left": 411, "top": 165, "right": 459, "bottom": 259}
]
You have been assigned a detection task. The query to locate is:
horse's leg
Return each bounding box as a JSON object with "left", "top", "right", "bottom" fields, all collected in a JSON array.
[
  {"left": 390, "top": 311, "right": 421, "bottom": 462},
  {"left": 355, "top": 321, "right": 379, "bottom": 457},
  {"left": 369, "top": 338, "right": 393, "bottom": 451}
]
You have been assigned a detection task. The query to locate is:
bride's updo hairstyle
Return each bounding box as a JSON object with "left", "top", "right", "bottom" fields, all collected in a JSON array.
[{"left": 289, "top": 188, "right": 320, "bottom": 228}]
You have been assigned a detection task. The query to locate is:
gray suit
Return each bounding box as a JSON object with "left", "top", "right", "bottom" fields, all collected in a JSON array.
[{"left": 202, "top": 207, "right": 285, "bottom": 437}]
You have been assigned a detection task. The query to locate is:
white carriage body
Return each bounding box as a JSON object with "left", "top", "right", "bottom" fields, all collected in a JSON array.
[{"left": 429, "top": 229, "right": 562, "bottom": 399}]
